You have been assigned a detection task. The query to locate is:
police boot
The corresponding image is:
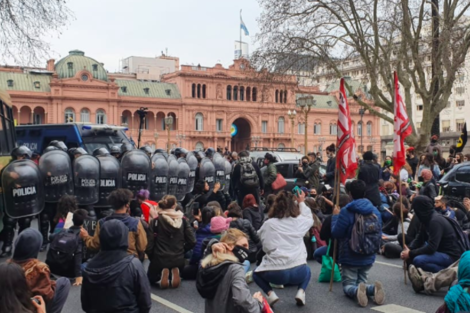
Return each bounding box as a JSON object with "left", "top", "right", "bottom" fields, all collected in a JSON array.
[
  {"left": 0, "top": 217, "right": 16, "bottom": 258},
  {"left": 18, "top": 217, "right": 32, "bottom": 234},
  {"left": 39, "top": 216, "right": 50, "bottom": 252}
]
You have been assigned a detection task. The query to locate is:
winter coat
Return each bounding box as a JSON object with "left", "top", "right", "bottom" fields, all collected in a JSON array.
[
  {"left": 419, "top": 181, "right": 438, "bottom": 200},
  {"left": 306, "top": 160, "right": 321, "bottom": 191},
  {"left": 197, "top": 253, "right": 262, "bottom": 313},
  {"left": 263, "top": 162, "right": 277, "bottom": 194},
  {"left": 229, "top": 218, "right": 260, "bottom": 257},
  {"left": 331, "top": 198, "right": 382, "bottom": 267},
  {"left": 232, "top": 160, "right": 265, "bottom": 193},
  {"left": 243, "top": 206, "right": 264, "bottom": 231},
  {"left": 358, "top": 161, "right": 382, "bottom": 207},
  {"left": 190, "top": 224, "right": 216, "bottom": 265},
  {"left": 325, "top": 157, "right": 336, "bottom": 188},
  {"left": 255, "top": 202, "right": 313, "bottom": 272},
  {"left": 146, "top": 210, "right": 196, "bottom": 282}
]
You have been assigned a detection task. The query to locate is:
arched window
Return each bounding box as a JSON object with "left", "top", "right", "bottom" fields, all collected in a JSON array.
[
  {"left": 195, "top": 113, "right": 204, "bottom": 131},
  {"left": 278, "top": 143, "right": 285, "bottom": 149},
  {"left": 367, "top": 121, "right": 372, "bottom": 136},
  {"left": 64, "top": 108, "right": 75, "bottom": 123},
  {"left": 192, "top": 83, "right": 196, "bottom": 98},
  {"left": 298, "top": 123, "right": 305, "bottom": 134},
  {"left": 246, "top": 87, "right": 251, "bottom": 101},
  {"left": 275, "top": 90, "right": 279, "bottom": 103},
  {"left": 197, "top": 84, "right": 201, "bottom": 98},
  {"left": 240, "top": 86, "right": 245, "bottom": 101},
  {"left": 233, "top": 86, "right": 238, "bottom": 101},
  {"left": 202, "top": 84, "right": 206, "bottom": 99},
  {"left": 96, "top": 109, "right": 106, "bottom": 124},
  {"left": 314, "top": 123, "right": 321, "bottom": 135},
  {"left": 278, "top": 117, "right": 285, "bottom": 134},
  {"left": 329, "top": 123, "right": 337, "bottom": 135},
  {"left": 195, "top": 142, "right": 204, "bottom": 151},
  {"left": 226, "top": 85, "right": 232, "bottom": 100},
  {"left": 279, "top": 90, "right": 284, "bottom": 103},
  {"left": 284, "top": 90, "right": 288, "bottom": 103},
  {"left": 252, "top": 87, "right": 257, "bottom": 101},
  {"left": 80, "top": 109, "right": 90, "bottom": 122},
  {"left": 358, "top": 122, "right": 363, "bottom": 137}
]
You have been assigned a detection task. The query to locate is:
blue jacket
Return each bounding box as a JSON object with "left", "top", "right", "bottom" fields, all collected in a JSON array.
[
  {"left": 190, "top": 224, "right": 215, "bottom": 265},
  {"left": 331, "top": 198, "right": 382, "bottom": 267}
]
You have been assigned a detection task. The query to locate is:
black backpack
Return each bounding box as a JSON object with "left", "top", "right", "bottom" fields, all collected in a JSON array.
[
  {"left": 46, "top": 229, "right": 80, "bottom": 277},
  {"left": 349, "top": 213, "right": 381, "bottom": 255},
  {"left": 239, "top": 157, "right": 259, "bottom": 188}
]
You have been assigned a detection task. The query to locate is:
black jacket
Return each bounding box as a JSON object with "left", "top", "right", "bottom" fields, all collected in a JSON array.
[
  {"left": 231, "top": 161, "right": 265, "bottom": 192},
  {"left": 407, "top": 156, "right": 419, "bottom": 178},
  {"left": 229, "top": 218, "right": 260, "bottom": 255},
  {"left": 325, "top": 157, "right": 336, "bottom": 188},
  {"left": 185, "top": 190, "right": 227, "bottom": 211},
  {"left": 242, "top": 206, "right": 264, "bottom": 231},
  {"left": 419, "top": 181, "right": 437, "bottom": 200},
  {"left": 358, "top": 161, "right": 382, "bottom": 207}
]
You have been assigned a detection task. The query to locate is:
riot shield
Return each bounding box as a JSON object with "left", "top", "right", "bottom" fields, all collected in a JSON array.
[
  {"left": 186, "top": 152, "right": 198, "bottom": 193},
  {"left": 38, "top": 150, "right": 74, "bottom": 203},
  {"left": 1, "top": 160, "right": 44, "bottom": 218},
  {"left": 121, "top": 150, "right": 151, "bottom": 194},
  {"left": 200, "top": 157, "right": 216, "bottom": 189},
  {"left": 73, "top": 155, "right": 100, "bottom": 205},
  {"left": 168, "top": 154, "right": 177, "bottom": 163},
  {"left": 150, "top": 154, "right": 169, "bottom": 201},
  {"left": 213, "top": 154, "right": 226, "bottom": 192},
  {"left": 176, "top": 160, "right": 190, "bottom": 201},
  {"left": 167, "top": 159, "right": 178, "bottom": 197},
  {"left": 224, "top": 159, "right": 232, "bottom": 194},
  {"left": 96, "top": 155, "right": 121, "bottom": 207}
]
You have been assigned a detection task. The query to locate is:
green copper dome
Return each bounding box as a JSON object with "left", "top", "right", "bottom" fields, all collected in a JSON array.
[{"left": 55, "top": 50, "right": 108, "bottom": 81}]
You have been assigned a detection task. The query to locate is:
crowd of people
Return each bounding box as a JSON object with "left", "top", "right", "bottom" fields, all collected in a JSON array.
[{"left": 1, "top": 135, "right": 470, "bottom": 313}]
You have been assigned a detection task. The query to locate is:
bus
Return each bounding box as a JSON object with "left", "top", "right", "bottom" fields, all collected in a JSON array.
[{"left": 0, "top": 90, "right": 16, "bottom": 172}]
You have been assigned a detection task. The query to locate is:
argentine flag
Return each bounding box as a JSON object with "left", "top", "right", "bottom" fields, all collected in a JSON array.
[{"left": 240, "top": 16, "right": 249, "bottom": 36}]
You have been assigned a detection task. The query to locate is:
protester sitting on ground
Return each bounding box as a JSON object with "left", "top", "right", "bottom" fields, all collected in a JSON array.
[
  {"left": 207, "top": 201, "right": 224, "bottom": 216},
  {"left": 146, "top": 195, "right": 196, "bottom": 289},
  {"left": 264, "top": 194, "right": 276, "bottom": 214},
  {"left": 52, "top": 194, "right": 79, "bottom": 234},
  {"left": 436, "top": 251, "right": 470, "bottom": 313},
  {"left": 242, "top": 194, "right": 264, "bottom": 231},
  {"left": 46, "top": 209, "right": 88, "bottom": 286},
  {"left": 331, "top": 180, "right": 385, "bottom": 307},
  {"left": 80, "top": 188, "right": 148, "bottom": 258},
  {"left": 227, "top": 203, "right": 260, "bottom": 264},
  {"left": 303, "top": 198, "right": 326, "bottom": 261},
  {"left": 182, "top": 207, "right": 216, "bottom": 280},
  {"left": 409, "top": 258, "right": 459, "bottom": 295},
  {"left": 382, "top": 203, "right": 411, "bottom": 259},
  {"left": 136, "top": 189, "right": 158, "bottom": 223},
  {"left": 81, "top": 219, "right": 151, "bottom": 313},
  {"left": 434, "top": 196, "right": 456, "bottom": 220},
  {"left": 10, "top": 228, "right": 71, "bottom": 313},
  {"left": 0, "top": 263, "right": 46, "bottom": 313},
  {"left": 415, "top": 169, "right": 437, "bottom": 200},
  {"left": 401, "top": 196, "right": 465, "bottom": 273},
  {"left": 189, "top": 180, "right": 227, "bottom": 212},
  {"left": 253, "top": 190, "right": 313, "bottom": 307},
  {"left": 196, "top": 229, "right": 264, "bottom": 313}
]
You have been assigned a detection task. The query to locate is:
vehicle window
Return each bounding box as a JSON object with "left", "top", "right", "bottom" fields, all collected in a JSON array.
[
  {"left": 456, "top": 166, "right": 470, "bottom": 184},
  {"left": 256, "top": 157, "right": 264, "bottom": 169},
  {"left": 276, "top": 164, "right": 290, "bottom": 178},
  {"left": 293, "top": 164, "right": 299, "bottom": 173}
]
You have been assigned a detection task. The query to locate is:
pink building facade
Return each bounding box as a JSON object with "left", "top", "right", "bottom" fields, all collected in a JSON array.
[{"left": 0, "top": 50, "right": 380, "bottom": 154}]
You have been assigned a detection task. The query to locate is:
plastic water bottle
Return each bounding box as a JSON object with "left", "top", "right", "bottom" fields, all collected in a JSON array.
[{"left": 311, "top": 235, "right": 317, "bottom": 251}]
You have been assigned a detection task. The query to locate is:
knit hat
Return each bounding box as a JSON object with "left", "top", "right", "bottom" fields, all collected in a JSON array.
[
  {"left": 210, "top": 216, "right": 232, "bottom": 234},
  {"left": 421, "top": 169, "right": 433, "bottom": 181}
]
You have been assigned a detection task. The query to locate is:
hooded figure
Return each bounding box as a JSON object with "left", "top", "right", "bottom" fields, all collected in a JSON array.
[
  {"left": 81, "top": 220, "right": 151, "bottom": 313},
  {"left": 443, "top": 251, "right": 470, "bottom": 313},
  {"left": 426, "top": 135, "right": 443, "bottom": 155}
]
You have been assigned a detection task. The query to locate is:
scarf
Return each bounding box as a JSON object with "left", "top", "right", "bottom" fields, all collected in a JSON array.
[{"left": 445, "top": 251, "right": 470, "bottom": 313}]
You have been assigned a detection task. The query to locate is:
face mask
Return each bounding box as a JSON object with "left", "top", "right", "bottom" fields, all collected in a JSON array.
[
  {"left": 303, "top": 161, "right": 308, "bottom": 165},
  {"left": 232, "top": 245, "right": 249, "bottom": 263},
  {"left": 385, "top": 160, "right": 392, "bottom": 165},
  {"left": 433, "top": 151, "right": 438, "bottom": 156},
  {"left": 431, "top": 139, "right": 437, "bottom": 143}
]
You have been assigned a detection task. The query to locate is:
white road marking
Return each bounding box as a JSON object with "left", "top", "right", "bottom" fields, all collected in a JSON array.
[
  {"left": 372, "top": 304, "right": 425, "bottom": 313},
  {"left": 375, "top": 261, "right": 404, "bottom": 269},
  {"left": 151, "top": 293, "right": 194, "bottom": 313}
]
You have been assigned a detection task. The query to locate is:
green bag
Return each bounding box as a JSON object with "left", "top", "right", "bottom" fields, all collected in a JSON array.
[{"left": 318, "top": 240, "right": 341, "bottom": 283}]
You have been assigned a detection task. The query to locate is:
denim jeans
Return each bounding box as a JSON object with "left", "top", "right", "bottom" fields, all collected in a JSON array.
[
  {"left": 413, "top": 251, "right": 455, "bottom": 273},
  {"left": 313, "top": 246, "right": 328, "bottom": 264},
  {"left": 341, "top": 265, "right": 375, "bottom": 299},
  {"left": 46, "top": 277, "right": 71, "bottom": 313},
  {"left": 253, "top": 264, "right": 311, "bottom": 294},
  {"left": 243, "top": 260, "right": 251, "bottom": 273}
]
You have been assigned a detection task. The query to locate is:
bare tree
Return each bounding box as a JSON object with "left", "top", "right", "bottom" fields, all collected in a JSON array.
[
  {"left": 253, "top": 0, "right": 470, "bottom": 149},
  {"left": 0, "top": 0, "right": 72, "bottom": 65}
]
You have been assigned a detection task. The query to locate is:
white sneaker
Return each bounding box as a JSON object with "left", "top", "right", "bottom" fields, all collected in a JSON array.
[
  {"left": 295, "top": 289, "right": 306, "bottom": 306},
  {"left": 267, "top": 291, "right": 280, "bottom": 306}
]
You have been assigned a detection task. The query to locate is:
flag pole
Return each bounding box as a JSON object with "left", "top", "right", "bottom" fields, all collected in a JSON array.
[{"left": 239, "top": 9, "right": 242, "bottom": 59}]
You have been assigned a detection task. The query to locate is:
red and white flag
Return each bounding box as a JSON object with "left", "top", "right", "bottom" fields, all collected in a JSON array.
[
  {"left": 337, "top": 78, "right": 358, "bottom": 184},
  {"left": 392, "top": 71, "right": 412, "bottom": 176}
]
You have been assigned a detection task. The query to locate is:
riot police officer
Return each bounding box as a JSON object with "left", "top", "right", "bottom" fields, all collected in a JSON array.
[
  {"left": 140, "top": 145, "right": 153, "bottom": 158},
  {"left": 174, "top": 147, "right": 188, "bottom": 159},
  {"left": 110, "top": 145, "right": 121, "bottom": 159},
  {"left": 0, "top": 146, "right": 34, "bottom": 257}
]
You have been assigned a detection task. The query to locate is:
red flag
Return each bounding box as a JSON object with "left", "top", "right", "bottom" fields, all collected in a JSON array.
[
  {"left": 337, "top": 78, "right": 358, "bottom": 184},
  {"left": 392, "top": 71, "right": 412, "bottom": 176}
]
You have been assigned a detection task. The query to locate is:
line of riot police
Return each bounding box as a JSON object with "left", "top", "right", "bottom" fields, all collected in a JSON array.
[{"left": 0, "top": 141, "right": 231, "bottom": 255}]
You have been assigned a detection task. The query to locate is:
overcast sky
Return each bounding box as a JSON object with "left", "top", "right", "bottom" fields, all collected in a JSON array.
[{"left": 47, "top": 0, "right": 261, "bottom": 72}]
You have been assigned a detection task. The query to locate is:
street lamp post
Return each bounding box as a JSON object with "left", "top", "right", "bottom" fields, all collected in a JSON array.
[
  {"left": 287, "top": 110, "right": 297, "bottom": 148},
  {"left": 164, "top": 115, "right": 174, "bottom": 153},
  {"left": 297, "top": 96, "right": 316, "bottom": 154},
  {"left": 358, "top": 108, "right": 365, "bottom": 153},
  {"left": 176, "top": 133, "right": 186, "bottom": 147},
  {"left": 318, "top": 137, "right": 326, "bottom": 159}
]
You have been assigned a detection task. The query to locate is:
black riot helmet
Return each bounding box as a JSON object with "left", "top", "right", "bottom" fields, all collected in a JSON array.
[
  {"left": 49, "top": 140, "right": 68, "bottom": 152},
  {"left": 44, "top": 146, "right": 60, "bottom": 153},
  {"left": 174, "top": 147, "right": 188, "bottom": 158},
  {"left": 154, "top": 148, "right": 166, "bottom": 154},
  {"left": 205, "top": 147, "right": 215, "bottom": 158},
  {"left": 92, "top": 147, "right": 110, "bottom": 157},
  {"left": 11, "top": 146, "right": 32, "bottom": 160},
  {"left": 121, "top": 143, "right": 134, "bottom": 154},
  {"left": 170, "top": 148, "right": 176, "bottom": 155},
  {"left": 140, "top": 145, "right": 153, "bottom": 156},
  {"left": 73, "top": 147, "right": 88, "bottom": 157}
]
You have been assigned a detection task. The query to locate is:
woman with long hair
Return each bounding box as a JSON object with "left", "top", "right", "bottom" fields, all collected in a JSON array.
[
  {"left": 417, "top": 153, "right": 440, "bottom": 179},
  {"left": 52, "top": 195, "right": 78, "bottom": 233},
  {"left": 0, "top": 263, "right": 46, "bottom": 313},
  {"left": 324, "top": 144, "right": 336, "bottom": 188},
  {"left": 242, "top": 194, "right": 264, "bottom": 231}
]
